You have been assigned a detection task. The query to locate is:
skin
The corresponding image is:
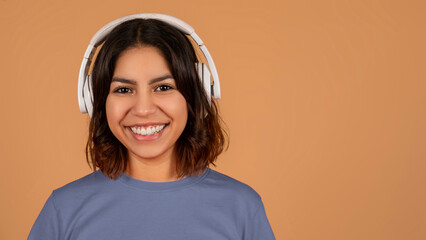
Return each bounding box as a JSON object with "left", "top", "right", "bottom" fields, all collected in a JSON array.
[{"left": 105, "top": 46, "right": 188, "bottom": 182}]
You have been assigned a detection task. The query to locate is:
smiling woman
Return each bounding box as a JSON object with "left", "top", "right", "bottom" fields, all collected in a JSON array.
[
  {"left": 28, "top": 13, "right": 275, "bottom": 239},
  {"left": 106, "top": 46, "right": 188, "bottom": 181},
  {"left": 85, "top": 16, "right": 227, "bottom": 182}
]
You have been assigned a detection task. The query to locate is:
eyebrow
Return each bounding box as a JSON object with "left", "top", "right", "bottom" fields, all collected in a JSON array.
[{"left": 111, "top": 74, "right": 174, "bottom": 85}]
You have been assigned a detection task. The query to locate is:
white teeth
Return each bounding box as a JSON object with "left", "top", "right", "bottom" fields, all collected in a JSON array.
[
  {"left": 130, "top": 124, "right": 166, "bottom": 136},
  {"left": 147, "top": 127, "right": 152, "bottom": 135}
]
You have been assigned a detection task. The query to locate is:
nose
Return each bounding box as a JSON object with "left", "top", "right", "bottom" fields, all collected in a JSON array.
[{"left": 131, "top": 92, "right": 157, "bottom": 117}]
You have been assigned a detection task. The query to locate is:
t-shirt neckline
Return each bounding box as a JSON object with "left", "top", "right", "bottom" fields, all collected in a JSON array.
[{"left": 115, "top": 168, "right": 211, "bottom": 191}]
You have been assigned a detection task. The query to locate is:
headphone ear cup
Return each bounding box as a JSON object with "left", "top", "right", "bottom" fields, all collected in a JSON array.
[
  {"left": 196, "top": 62, "right": 212, "bottom": 105},
  {"left": 83, "top": 75, "right": 94, "bottom": 118}
]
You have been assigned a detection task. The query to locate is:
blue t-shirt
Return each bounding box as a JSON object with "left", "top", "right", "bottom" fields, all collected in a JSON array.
[{"left": 28, "top": 168, "right": 275, "bottom": 239}]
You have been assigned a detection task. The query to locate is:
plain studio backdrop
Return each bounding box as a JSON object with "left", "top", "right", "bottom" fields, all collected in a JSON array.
[{"left": 1, "top": 0, "right": 425, "bottom": 239}]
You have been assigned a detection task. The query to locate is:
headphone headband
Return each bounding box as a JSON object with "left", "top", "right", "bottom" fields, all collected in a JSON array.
[{"left": 78, "top": 13, "right": 221, "bottom": 117}]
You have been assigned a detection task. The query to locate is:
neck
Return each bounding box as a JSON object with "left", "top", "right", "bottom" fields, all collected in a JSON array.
[{"left": 125, "top": 150, "right": 180, "bottom": 182}]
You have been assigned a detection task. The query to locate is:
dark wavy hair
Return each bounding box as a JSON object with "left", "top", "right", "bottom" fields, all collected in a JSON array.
[{"left": 85, "top": 18, "right": 228, "bottom": 180}]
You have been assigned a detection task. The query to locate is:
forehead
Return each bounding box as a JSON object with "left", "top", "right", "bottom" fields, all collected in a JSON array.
[{"left": 113, "top": 46, "right": 171, "bottom": 81}]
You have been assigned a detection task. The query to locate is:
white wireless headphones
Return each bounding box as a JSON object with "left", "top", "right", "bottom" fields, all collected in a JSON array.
[{"left": 78, "top": 13, "right": 221, "bottom": 118}]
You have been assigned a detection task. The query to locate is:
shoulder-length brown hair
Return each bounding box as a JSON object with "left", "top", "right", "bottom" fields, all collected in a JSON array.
[{"left": 86, "top": 18, "right": 228, "bottom": 180}]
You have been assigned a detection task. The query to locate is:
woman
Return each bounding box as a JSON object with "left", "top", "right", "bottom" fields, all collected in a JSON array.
[{"left": 28, "top": 13, "right": 275, "bottom": 239}]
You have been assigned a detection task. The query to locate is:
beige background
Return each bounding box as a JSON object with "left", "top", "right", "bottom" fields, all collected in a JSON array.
[{"left": 1, "top": 0, "right": 425, "bottom": 239}]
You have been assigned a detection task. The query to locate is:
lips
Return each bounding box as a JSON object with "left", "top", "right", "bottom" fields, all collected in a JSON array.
[
  {"left": 126, "top": 122, "right": 170, "bottom": 137},
  {"left": 130, "top": 124, "right": 166, "bottom": 136}
]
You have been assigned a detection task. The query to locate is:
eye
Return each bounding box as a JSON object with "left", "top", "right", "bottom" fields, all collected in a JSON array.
[
  {"left": 113, "top": 87, "right": 132, "bottom": 94},
  {"left": 155, "top": 84, "right": 174, "bottom": 92}
]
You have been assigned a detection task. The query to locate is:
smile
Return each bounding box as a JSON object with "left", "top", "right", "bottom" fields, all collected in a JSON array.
[{"left": 129, "top": 124, "right": 166, "bottom": 136}]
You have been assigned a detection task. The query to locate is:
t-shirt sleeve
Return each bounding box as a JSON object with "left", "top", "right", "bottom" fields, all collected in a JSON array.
[
  {"left": 28, "top": 191, "right": 61, "bottom": 240},
  {"left": 245, "top": 199, "right": 276, "bottom": 240}
]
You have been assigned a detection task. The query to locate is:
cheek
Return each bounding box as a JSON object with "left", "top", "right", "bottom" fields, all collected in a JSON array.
[
  {"left": 163, "top": 94, "right": 188, "bottom": 126},
  {"left": 175, "top": 95, "right": 188, "bottom": 125},
  {"left": 105, "top": 96, "right": 125, "bottom": 128}
]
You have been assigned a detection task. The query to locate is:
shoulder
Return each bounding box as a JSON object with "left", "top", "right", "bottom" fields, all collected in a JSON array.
[
  {"left": 50, "top": 171, "right": 110, "bottom": 206},
  {"left": 201, "top": 168, "right": 263, "bottom": 209},
  {"left": 206, "top": 169, "right": 261, "bottom": 195}
]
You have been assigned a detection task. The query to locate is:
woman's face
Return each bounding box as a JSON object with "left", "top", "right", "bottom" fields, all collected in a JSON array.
[{"left": 106, "top": 46, "right": 188, "bottom": 163}]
